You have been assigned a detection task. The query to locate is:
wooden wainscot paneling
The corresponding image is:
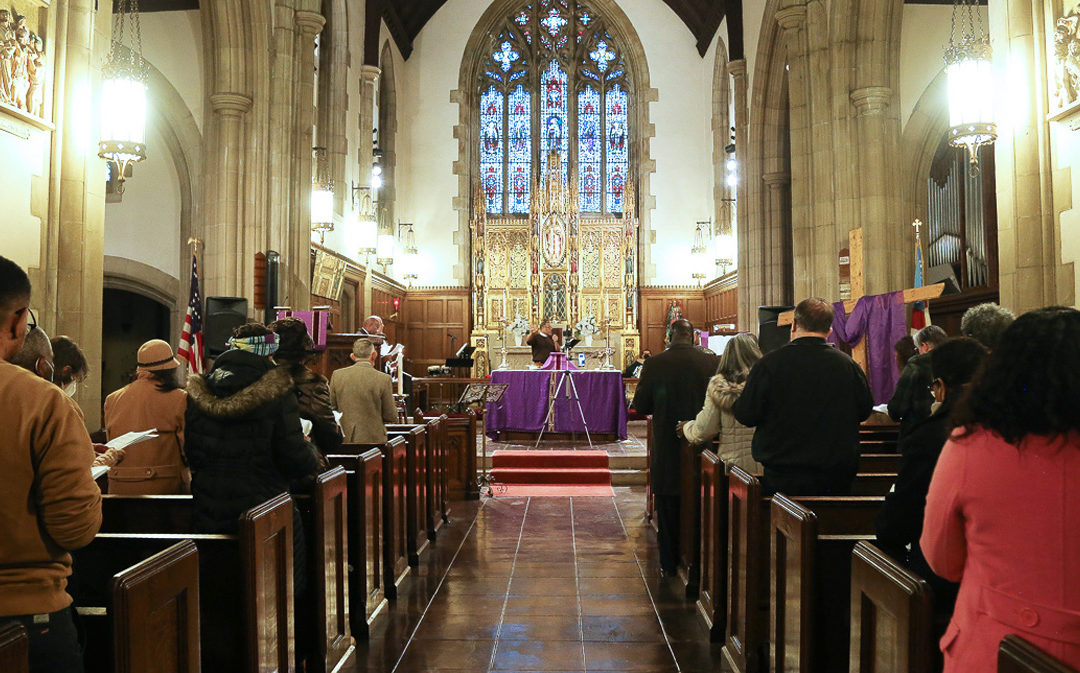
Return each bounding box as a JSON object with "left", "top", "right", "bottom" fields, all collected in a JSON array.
[
  {"left": 640, "top": 286, "right": 707, "bottom": 355},
  {"left": 370, "top": 272, "right": 407, "bottom": 344},
  {"left": 704, "top": 272, "right": 738, "bottom": 333},
  {"left": 402, "top": 287, "right": 472, "bottom": 377}
]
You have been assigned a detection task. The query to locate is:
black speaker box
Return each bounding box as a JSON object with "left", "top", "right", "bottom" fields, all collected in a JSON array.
[
  {"left": 758, "top": 305, "right": 794, "bottom": 355},
  {"left": 205, "top": 296, "right": 249, "bottom": 356},
  {"left": 925, "top": 263, "right": 962, "bottom": 296}
]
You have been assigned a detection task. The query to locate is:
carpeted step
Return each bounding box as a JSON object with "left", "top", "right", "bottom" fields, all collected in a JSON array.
[
  {"left": 490, "top": 467, "right": 612, "bottom": 485},
  {"left": 491, "top": 450, "right": 609, "bottom": 470}
]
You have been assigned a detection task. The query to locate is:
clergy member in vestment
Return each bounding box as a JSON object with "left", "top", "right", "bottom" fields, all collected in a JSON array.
[
  {"left": 526, "top": 320, "right": 561, "bottom": 365},
  {"left": 631, "top": 319, "right": 717, "bottom": 575}
]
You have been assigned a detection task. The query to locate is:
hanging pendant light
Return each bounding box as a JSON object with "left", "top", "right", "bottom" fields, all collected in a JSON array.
[
  {"left": 400, "top": 223, "right": 419, "bottom": 286},
  {"left": 376, "top": 233, "right": 395, "bottom": 269},
  {"left": 691, "top": 220, "right": 710, "bottom": 285},
  {"left": 98, "top": 0, "right": 149, "bottom": 195},
  {"left": 311, "top": 147, "right": 335, "bottom": 243},
  {"left": 944, "top": 0, "right": 995, "bottom": 176}
]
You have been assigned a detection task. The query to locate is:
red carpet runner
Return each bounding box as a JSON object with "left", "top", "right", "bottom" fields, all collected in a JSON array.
[{"left": 490, "top": 450, "right": 614, "bottom": 497}]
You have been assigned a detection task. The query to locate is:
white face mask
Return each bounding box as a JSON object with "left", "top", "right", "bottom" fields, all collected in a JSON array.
[{"left": 63, "top": 380, "right": 77, "bottom": 397}]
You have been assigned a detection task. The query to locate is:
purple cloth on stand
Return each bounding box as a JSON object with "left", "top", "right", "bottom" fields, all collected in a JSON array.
[
  {"left": 539, "top": 352, "right": 578, "bottom": 370},
  {"left": 828, "top": 291, "right": 907, "bottom": 404},
  {"left": 485, "top": 369, "right": 628, "bottom": 440}
]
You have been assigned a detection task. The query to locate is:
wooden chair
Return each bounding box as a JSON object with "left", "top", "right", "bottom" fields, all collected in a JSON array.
[
  {"left": 697, "top": 449, "right": 727, "bottom": 641},
  {"left": 0, "top": 621, "right": 28, "bottom": 673},
  {"left": 112, "top": 540, "right": 201, "bottom": 673},
  {"left": 849, "top": 541, "right": 933, "bottom": 673},
  {"left": 999, "top": 635, "right": 1080, "bottom": 673}
]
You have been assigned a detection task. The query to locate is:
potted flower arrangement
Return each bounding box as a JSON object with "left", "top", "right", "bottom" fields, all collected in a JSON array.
[
  {"left": 508, "top": 314, "right": 530, "bottom": 346},
  {"left": 575, "top": 314, "right": 599, "bottom": 347}
]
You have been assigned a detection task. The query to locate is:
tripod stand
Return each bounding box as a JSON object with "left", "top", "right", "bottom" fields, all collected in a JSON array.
[{"left": 533, "top": 367, "right": 594, "bottom": 450}]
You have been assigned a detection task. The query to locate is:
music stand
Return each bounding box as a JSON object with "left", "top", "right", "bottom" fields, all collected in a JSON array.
[{"left": 456, "top": 382, "right": 509, "bottom": 497}]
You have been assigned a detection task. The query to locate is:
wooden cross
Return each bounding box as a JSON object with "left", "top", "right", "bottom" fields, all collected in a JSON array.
[{"left": 777, "top": 226, "right": 944, "bottom": 373}]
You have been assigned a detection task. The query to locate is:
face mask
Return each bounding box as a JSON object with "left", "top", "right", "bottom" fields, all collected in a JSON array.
[
  {"left": 39, "top": 358, "right": 54, "bottom": 383},
  {"left": 63, "top": 380, "right": 77, "bottom": 397}
]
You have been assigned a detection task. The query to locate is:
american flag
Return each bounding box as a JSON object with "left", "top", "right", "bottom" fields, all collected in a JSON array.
[{"left": 177, "top": 252, "right": 205, "bottom": 373}]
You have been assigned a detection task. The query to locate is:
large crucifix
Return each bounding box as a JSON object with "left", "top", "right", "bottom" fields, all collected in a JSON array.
[{"left": 777, "top": 224, "right": 945, "bottom": 374}]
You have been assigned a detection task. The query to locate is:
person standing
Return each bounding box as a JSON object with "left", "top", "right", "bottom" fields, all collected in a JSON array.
[
  {"left": 887, "top": 324, "right": 947, "bottom": 439},
  {"left": 10, "top": 325, "right": 52, "bottom": 381},
  {"left": 271, "top": 317, "right": 343, "bottom": 456},
  {"left": 329, "top": 337, "right": 398, "bottom": 444},
  {"left": 921, "top": 307, "right": 1080, "bottom": 672},
  {"left": 733, "top": 298, "right": 873, "bottom": 496},
  {"left": 104, "top": 339, "right": 190, "bottom": 494},
  {"left": 680, "top": 333, "right": 763, "bottom": 475},
  {"left": 50, "top": 335, "right": 89, "bottom": 397},
  {"left": 0, "top": 255, "right": 102, "bottom": 673},
  {"left": 631, "top": 319, "right": 717, "bottom": 575},
  {"left": 526, "top": 320, "right": 562, "bottom": 365},
  {"left": 622, "top": 349, "right": 651, "bottom": 378}
]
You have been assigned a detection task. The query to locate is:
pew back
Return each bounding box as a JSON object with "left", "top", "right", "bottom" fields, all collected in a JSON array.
[
  {"left": 0, "top": 621, "right": 28, "bottom": 673},
  {"left": 999, "top": 635, "right": 1080, "bottom": 673},
  {"left": 770, "top": 495, "right": 816, "bottom": 673},
  {"left": 724, "top": 466, "right": 765, "bottom": 673},
  {"left": 697, "top": 450, "right": 727, "bottom": 641},
  {"left": 849, "top": 541, "right": 932, "bottom": 673},
  {"left": 311, "top": 467, "right": 355, "bottom": 671},
  {"left": 386, "top": 425, "right": 430, "bottom": 564},
  {"left": 112, "top": 540, "right": 201, "bottom": 673}
]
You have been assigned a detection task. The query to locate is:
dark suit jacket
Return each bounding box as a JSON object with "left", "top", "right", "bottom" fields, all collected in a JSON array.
[
  {"left": 733, "top": 337, "right": 873, "bottom": 482},
  {"left": 887, "top": 352, "right": 934, "bottom": 439},
  {"left": 526, "top": 332, "right": 558, "bottom": 364},
  {"left": 631, "top": 343, "right": 717, "bottom": 496}
]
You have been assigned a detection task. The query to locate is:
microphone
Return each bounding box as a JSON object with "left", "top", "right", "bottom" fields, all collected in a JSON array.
[{"left": 448, "top": 332, "right": 457, "bottom": 341}]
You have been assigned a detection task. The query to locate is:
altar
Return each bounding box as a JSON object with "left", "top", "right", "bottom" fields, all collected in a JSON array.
[{"left": 485, "top": 369, "right": 629, "bottom": 441}]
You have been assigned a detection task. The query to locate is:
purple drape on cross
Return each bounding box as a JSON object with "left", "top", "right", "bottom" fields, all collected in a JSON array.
[{"left": 827, "top": 291, "right": 907, "bottom": 404}]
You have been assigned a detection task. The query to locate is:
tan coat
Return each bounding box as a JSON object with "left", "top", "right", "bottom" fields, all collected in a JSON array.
[
  {"left": 329, "top": 361, "right": 397, "bottom": 444},
  {"left": 104, "top": 372, "right": 189, "bottom": 494},
  {"left": 0, "top": 360, "right": 102, "bottom": 617},
  {"left": 683, "top": 374, "right": 762, "bottom": 474}
]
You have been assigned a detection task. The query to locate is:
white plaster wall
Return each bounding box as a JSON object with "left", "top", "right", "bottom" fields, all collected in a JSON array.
[
  {"left": 898, "top": 5, "right": 986, "bottom": 130},
  {"left": 0, "top": 129, "right": 48, "bottom": 271},
  {"left": 139, "top": 11, "right": 205, "bottom": 133},
  {"left": 395, "top": 0, "right": 715, "bottom": 287},
  {"left": 104, "top": 125, "right": 182, "bottom": 279}
]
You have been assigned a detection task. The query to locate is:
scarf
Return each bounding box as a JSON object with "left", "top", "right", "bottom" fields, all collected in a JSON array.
[{"left": 228, "top": 334, "right": 279, "bottom": 357}]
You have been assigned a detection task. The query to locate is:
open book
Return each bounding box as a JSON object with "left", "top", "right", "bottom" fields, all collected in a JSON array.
[{"left": 105, "top": 429, "right": 159, "bottom": 451}]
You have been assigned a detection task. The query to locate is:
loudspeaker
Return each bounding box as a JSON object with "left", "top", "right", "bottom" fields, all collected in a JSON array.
[
  {"left": 758, "top": 305, "right": 794, "bottom": 355},
  {"left": 205, "top": 296, "right": 248, "bottom": 356},
  {"left": 925, "top": 263, "right": 962, "bottom": 296}
]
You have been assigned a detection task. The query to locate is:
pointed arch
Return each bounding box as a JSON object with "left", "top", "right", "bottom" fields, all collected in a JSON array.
[{"left": 379, "top": 40, "right": 399, "bottom": 233}]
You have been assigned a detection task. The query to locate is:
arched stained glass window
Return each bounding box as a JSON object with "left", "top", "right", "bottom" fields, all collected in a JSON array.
[{"left": 477, "top": 0, "right": 633, "bottom": 215}]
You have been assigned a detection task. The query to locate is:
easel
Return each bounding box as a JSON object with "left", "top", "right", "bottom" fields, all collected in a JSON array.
[{"left": 777, "top": 226, "right": 944, "bottom": 373}]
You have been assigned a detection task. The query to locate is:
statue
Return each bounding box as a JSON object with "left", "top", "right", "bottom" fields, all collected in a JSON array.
[
  {"left": 0, "top": 10, "right": 14, "bottom": 105},
  {"left": 0, "top": 11, "right": 45, "bottom": 116}
]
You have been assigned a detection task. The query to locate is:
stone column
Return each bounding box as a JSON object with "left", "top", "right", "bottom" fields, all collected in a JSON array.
[
  {"left": 288, "top": 10, "right": 325, "bottom": 310},
  {"left": 850, "top": 85, "right": 897, "bottom": 295},
  {"left": 728, "top": 58, "right": 752, "bottom": 328},
  {"left": 990, "top": 0, "right": 1061, "bottom": 310},
  {"left": 205, "top": 92, "right": 253, "bottom": 298},
  {"left": 48, "top": 0, "right": 107, "bottom": 426},
  {"left": 762, "top": 171, "right": 793, "bottom": 304},
  {"left": 358, "top": 64, "right": 381, "bottom": 316}
]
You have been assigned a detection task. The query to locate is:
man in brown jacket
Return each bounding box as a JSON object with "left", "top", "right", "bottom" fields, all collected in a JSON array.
[
  {"left": 329, "top": 337, "right": 398, "bottom": 443},
  {"left": 0, "top": 256, "right": 102, "bottom": 673}
]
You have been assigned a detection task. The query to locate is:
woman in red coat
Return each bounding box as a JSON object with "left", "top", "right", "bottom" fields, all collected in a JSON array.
[{"left": 921, "top": 306, "right": 1080, "bottom": 671}]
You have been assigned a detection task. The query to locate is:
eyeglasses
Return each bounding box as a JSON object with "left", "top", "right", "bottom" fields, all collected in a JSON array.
[{"left": 16, "top": 306, "right": 36, "bottom": 335}]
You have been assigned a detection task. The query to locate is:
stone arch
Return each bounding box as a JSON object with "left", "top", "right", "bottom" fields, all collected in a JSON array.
[
  {"left": 453, "top": 0, "right": 658, "bottom": 284},
  {"left": 901, "top": 68, "right": 949, "bottom": 281},
  {"left": 319, "top": 0, "right": 349, "bottom": 217},
  {"left": 378, "top": 41, "right": 398, "bottom": 234},
  {"left": 103, "top": 256, "right": 182, "bottom": 343}
]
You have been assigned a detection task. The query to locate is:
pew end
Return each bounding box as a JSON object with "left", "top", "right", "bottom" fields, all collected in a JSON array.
[
  {"left": 999, "top": 635, "right": 1080, "bottom": 673},
  {"left": 849, "top": 541, "right": 933, "bottom": 673},
  {"left": 0, "top": 621, "right": 28, "bottom": 673}
]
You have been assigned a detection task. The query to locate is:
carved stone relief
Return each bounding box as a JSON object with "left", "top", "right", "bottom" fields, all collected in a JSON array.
[{"left": 0, "top": 2, "right": 47, "bottom": 119}]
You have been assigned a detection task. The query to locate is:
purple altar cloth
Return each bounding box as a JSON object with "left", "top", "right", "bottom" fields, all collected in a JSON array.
[
  {"left": 485, "top": 369, "right": 628, "bottom": 440},
  {"left": 539, "top": 352, "right": 578, "bottom": 370},
  {"left": 827, "top": 291, "right": 907, "bottom": 404}
]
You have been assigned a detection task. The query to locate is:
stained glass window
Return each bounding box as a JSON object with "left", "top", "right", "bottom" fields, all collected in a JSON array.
[
  {"left": 578, "top": 86, "right": 601, "bottom": 213},
  {"left": 477, "top": 0, "right": 632, "bottom": 215},
  {"left": 606, "top": 84, "right": 628, "bottom": 213}
]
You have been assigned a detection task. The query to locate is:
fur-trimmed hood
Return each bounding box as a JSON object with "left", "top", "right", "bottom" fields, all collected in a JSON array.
[
  {"left": 186, "top": 365, "right": 295, "bottom": 419},
  {"left": 707, "top": 374, "right": 745, "bottom": 412}
]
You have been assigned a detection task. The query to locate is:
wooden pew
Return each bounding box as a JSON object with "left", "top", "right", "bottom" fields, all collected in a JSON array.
[
  {"left": 770, "top": 496, "right": 882, "bottom": 673},
  {"left": 295, "top": 468, "right": 356, "bottom": 673},
  {"left": 1000, "top": 635, "right": 1080, "bottom": 673},
  {"left": 112, "top": 540, "right": 201, "bottom": 673},
  {"left": 386, "top": 424, "right": 432, "bottom": 564},
  {"left": 678, "top": 436, "right": 704, "bottom": 598},
  {"left": 697, "top": 449, "right": 727, "bottom": 641},
  {"left": 379, "top": 436, "right": 411, "bottom": 595},
  {"left": 0, "top": 621, "right": 28, "bottom": 673},
  {"left": 645, "top": 415, "right": 655, "bottom": 529},
  {"left": 858, "top": 453, "right": 901, "bottom": 473},
  {"left": 849, "top": 541, "right": 933, "bottom": 673},
  {"left": 72, "top": 493, "right": 295, "bottom": 673},
  {"left": 326, "top": 446, "right": 390, "bottom": 636},
  {"left": 438, "top": 411, "right": 479, "bottom": 500},
  {"left": 419, "top": 413, "right": 450, "bottom": 531}
]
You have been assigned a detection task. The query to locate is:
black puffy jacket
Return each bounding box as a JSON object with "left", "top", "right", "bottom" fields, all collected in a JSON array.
[{"left": 184, "top": 349, "right": 320, "bottom": 533}]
